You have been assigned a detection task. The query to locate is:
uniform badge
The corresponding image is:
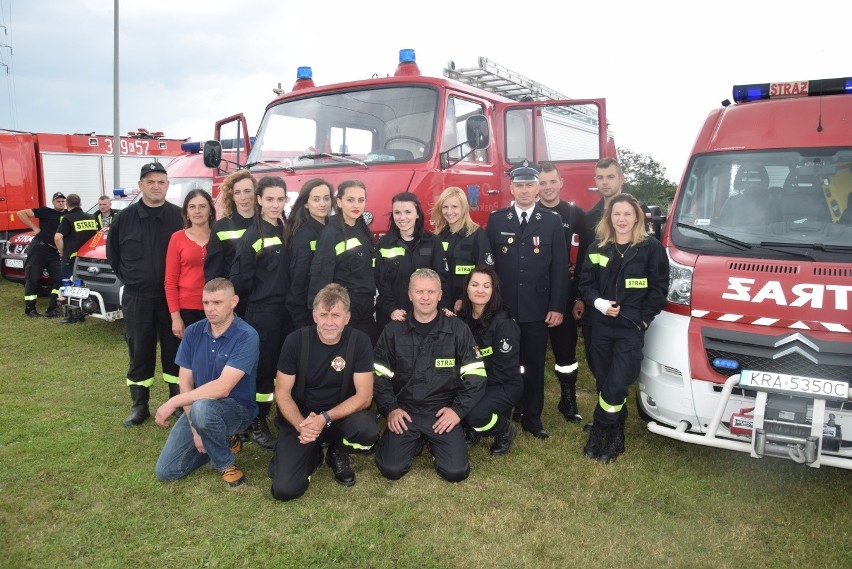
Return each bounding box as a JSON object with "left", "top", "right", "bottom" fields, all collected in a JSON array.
[
  {"left": 473, "top": 345, "right": 482, "bottom": 359},
  {"left": 507, "top": 212, "right": 514, "bottom": 220},
  {"left": 507, "top": 237, "right": 514, "bottom": 244},
  {"left": 499, "top": 338, "right": 512, "bottom": 353},
  {"left": 501, "top": 246, "right": 508, "bottom": 253},
  {"left": 485, "top": 252, "right": 494, "bottom": 265},
  {"left": 535, "top": 212, "right": 542, "bottom": 220},
  {"left": 331, "top": 356, "right": 346, "bottom": 372}
]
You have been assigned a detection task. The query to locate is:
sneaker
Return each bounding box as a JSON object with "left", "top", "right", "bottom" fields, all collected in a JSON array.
[
  {"left": 229, "top": 435, "right": 242, "bottom": 455},
  {"left": 222, "top": 465, "right": 245, "bottom": 487}
]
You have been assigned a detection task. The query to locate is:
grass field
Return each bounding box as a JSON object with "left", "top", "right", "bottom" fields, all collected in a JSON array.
[{"left": 0, "top": 277, "right": 850, "bottom": 568}]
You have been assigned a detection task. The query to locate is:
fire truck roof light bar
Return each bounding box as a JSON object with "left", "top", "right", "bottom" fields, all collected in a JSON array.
[{"left": 733, "top": 77, "right": 852, "bottom": 102}]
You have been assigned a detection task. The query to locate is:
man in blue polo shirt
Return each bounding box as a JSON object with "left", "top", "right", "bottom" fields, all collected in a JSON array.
[{"left": 154, "top": 278, "right": 260, "bottom": 487}]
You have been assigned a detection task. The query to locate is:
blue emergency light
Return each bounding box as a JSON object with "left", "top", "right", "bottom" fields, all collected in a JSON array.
[
  {"left": 181, "top": 141, "right": 202, "bottom": 153},
  {"left": 113, "top": 188, "right": 126, "bottom": 197},
  {"left": 399, "top": 49, "right": 416, "bottom": 64},
  {"left": 297, "top": 66, "right": 313, "bottom": 80},
  {"left": 712, "top": 358, "right": 740, "bottom": 371},
  {"left": 733, "top": 77, "right": 852, "bottom": 102}
]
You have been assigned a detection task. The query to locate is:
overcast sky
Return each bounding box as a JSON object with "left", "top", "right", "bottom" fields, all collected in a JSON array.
[{"left": 1, "top": 0, "right": 849, "bottom": 183}]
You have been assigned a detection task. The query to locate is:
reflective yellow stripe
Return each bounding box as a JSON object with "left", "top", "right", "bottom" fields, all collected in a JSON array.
[
  {"left": 442, "top": 241, "right": 449, "bottom": 251},
  {"left": 479, "top": 346, "right": 493, "bottom": 357},
  {"left": 474, "top": 413, "right": 499, "bottom": 432},
  {"left": 217, "top": 229, "right": 246, "bottom": 240},
  {"left": 252, "top": 237, "right": 283, "bottom": 252},
  {"left": 126, "top": 377, "right": 154, "bottom": 387},
  {"left": 455, "top": 264, "right": 474, "bottom": 275},
  {"left": 70, "top": 252, "right": 78, "bottom": 258},
  {"left": 51, "top": 288, "right": 61, "bottom": 295},
  {"left": 256, "top": 392, "right": 274, "bottom": 403},
  {"left": 625, "top": 278, "right": 648, "bottom": 288},
  {"left": 24, "top": 294, "right": 38, "bottom": 301},
  {"left": 379, "top": 246, "right": 406, "bottom": 258},
  {"left": 335, "top": 237, "right": 362, "bottom": 255},
  {"left": 163, "top": 374, "right": 179, "bottom": 385},
  {"left": 374, "top": 363, "right": 394, "bottom": 378},
  {"left": 460, "top": 361, "right": 486, "bottom": 377},
  {"left": 73, "top": 219, "right": 98, "bottom": 231},
  {"left": 342, "top": 438, "right": 374, "bottom": 451},
  {"left": 309, "top": 240, "right": 317, "bottom": 251},
  {"left": 598, "top": 393, "right": 626, "bottom": 413},
  {"left": 589, "top": 253, "right": 609, "bottom": 267}
]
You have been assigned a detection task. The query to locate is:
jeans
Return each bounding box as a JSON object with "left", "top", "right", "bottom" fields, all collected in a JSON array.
[{"left": 155, "top": 398, "right": 256, "bottom": 480}]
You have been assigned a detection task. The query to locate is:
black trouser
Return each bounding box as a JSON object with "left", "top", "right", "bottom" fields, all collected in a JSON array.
[
  {"left": 122, "top": 291, "right": 180, "bottom": 387},
  {"left": 244, "top": 303, "right": 292, "bottom": 404},
  {"left": 582, "top": 323, "right": 595, "bottom": 379},
  {"left": 549, "top": 312, "right": 580, "bottom": 379},
  {"left": 464, "top": 382, "right": 522, "bottom": 435},
  {"left": 588, "top": 323, "right": 644, "bottom": 427},
  {"left": 24, "top": 241, "right": 61, "bottom": 308},
  {"left": 375, "top": 411, "right": 469, "bottom": 482},
  {"left": 348, "top": 292, "right": 377, "bottom": 346},
  {"left": 269, "top": 410, "right": 378, "bottom": 501},
  {"left": 518, "top": 320, "right": 548, "bottom": 433},
  {"left": 180, "top": 308, "right": 205, "bottom": 330}
]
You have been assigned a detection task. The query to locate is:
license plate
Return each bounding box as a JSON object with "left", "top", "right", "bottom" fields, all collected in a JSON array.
[
  {"left": 5, "top": 258, "right": 23, "bottom": 268},
  {"left": 739, "top": 369, "right": 849, "bottom": 401},
  {"left": 65, "top": 286, "right": 90, "bottom": 299}
]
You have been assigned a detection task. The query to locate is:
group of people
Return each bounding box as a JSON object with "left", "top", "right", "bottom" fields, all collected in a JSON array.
[
  {"left": 18, "top": 193, "right": 116, "bottom": 323},
  {"left": 86, "top": 154, "right": 666, "bottom": 494}
]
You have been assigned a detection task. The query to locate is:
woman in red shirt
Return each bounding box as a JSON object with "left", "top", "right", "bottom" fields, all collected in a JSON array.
[{"left": 165, "top": 189, "right": 215, "bottom": 339}]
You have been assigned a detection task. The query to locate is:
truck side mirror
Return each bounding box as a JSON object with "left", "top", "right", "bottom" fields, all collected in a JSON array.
[
  {"left": 203, "top": 140, "right": 223, "bottom": 168},
  {"left": 465, "top": 115, "right": 490, "bottom": 150}
]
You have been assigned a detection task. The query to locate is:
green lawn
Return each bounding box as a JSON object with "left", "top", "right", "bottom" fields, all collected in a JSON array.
[{"left": 0, "top": 278, "right": 849, "bottom": 568}]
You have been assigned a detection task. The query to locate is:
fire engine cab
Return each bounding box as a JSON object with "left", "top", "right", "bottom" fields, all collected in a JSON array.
[
  {"left": 202, "top": 50, "right": 616, "bottom": 230},
  {"left": 639, "top": 78, "right": 852, "bottom": 469}
]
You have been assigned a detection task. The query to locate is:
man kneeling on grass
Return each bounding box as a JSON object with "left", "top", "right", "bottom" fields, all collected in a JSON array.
[{"left": 154, "top": 278, "right": 259, "bottom": 487}]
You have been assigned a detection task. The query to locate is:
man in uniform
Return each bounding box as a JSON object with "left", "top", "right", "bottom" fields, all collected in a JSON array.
[
  {"left": 154, "top": 278, "right": 259, "bottom": 488},
  {"left": 107, "top": 162, "right": 184, "bottom": 427},
  {"left": 17, "top": 192, "right": 66, "bottom": 317},
  {"left": 270, "top": 283, "right": 378, "bottom": 501},
  {"left": 54, "top": 193, "right": 98, "bottom": 323},
  {"left": 485, "top": 161, "right": 569, "bottom": 439},
  {"left": 538, "top": 162, "right": 587, "bottom": 423},
  {"left": 94, "top": 195, "right": 118, "bottom": 230},
  {"left": 373, "top": 269, "right": 486, "bottom": 482}
]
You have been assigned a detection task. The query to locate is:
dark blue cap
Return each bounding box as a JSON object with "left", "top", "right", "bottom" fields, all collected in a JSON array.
[
  {"left": 139, "top": 162, "right": 167, "bottom": 179},
  {"left": 508, "top": 160, "right": 540, "bottom": 182}
]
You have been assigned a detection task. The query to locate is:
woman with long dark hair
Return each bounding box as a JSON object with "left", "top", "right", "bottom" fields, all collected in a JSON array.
[
  {"left": 285, "top": 178, "right": 333, "bottom": 329},
  {"left": 375, "top": 192, "right": 450, "bottom": 331},
  {"left": 458, "top": 266, "right": 522, "bottom": 455},
  {"left": 309, "top": 180, "right": 378, "bottom": 344},
  {"left": 230, "top": 176, "right": 292, "bottom": 449},
  {"left": 578, "top": 193, "right": 668, "bottom": 463}
]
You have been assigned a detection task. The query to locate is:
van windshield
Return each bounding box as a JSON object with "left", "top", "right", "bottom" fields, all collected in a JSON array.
[
  {"left": 247, "top": 86, "right": 438, "bottom": 170},
  {"left": 670, "top": 149, "right": 852, "bottom": 261}
]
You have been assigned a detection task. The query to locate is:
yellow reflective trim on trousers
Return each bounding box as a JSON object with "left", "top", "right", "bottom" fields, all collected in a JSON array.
[
  {"left": 479, "top": 346, "right": 493, "bottom": 357},
  {"left": 598, "top": 393, "right": 626, "bottom": 413},
  {"left": 342, "top": 438, "right": 374, "bottom": 451},
  {"left": 372, "top": 258, "right": 376, "bottom": 268},
  {"left": 474, "top": 413, "right": 499, "bottom": 432},
  {"left": 442, "top": 241, "right": 449, "bottom": 251},
  {"left": 252, "top": 236, "right": 283, "bottom": 253},
  {"left": 25, "top": 294, "right": 37, "bottom": 301},
  {"left": 455, "top": 264, "right": 474, "bottom": 275},
  {"left": 127, "top": 377, "right": 154, "bottom": 387},
  {"left": 588, "top": 253, "right": 609, "bottom": 267},
  {"left": 256, "top": 392, "right": 274, "bottom": 403},
  {"left": 625, "top": 278, "right": 648, "bottom": 288},
  {"left": 70, "top": 252, "right": 78, "bottom": 258},
  {"left": 217, "top": 229, "right": 246, "bottom": 240},
  {"left": 334, "top": 238, "right": 362, "bottom": 255},
  {"left": 460, "top": 361, "right": 486, "bottom": 377},
  {"left": 555, "top": 362, "right": 578, "bottom": 373},
  {"left": 163, "top": 374, "right": 179, "bottom": 385},
  {"left": 379, "top": 246, "right": 406, "bottom": 258},
  {"left": 309, "top": 240, "right": 317, "bottom": 251},
  {"left": 374, "top": 363, "right": 394, "bottom": 378},
  {"left": 51, "top": 288, "right": 61, "bottom": 295}
]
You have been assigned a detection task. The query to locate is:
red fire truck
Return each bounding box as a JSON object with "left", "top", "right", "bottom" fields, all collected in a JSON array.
[
  {"left": 0, "top": 129, "right": 189, "bottom": 282},
  {"left": 638, "top": 78, "right": 852, "bottom": 469},
  {"left": 202, "top": 50, "right": 616, "bottom": 231}
]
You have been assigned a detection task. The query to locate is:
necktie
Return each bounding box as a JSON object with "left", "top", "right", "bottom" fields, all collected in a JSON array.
[{"left": 520, "top": 211, "right": 528, "bottom": 233}]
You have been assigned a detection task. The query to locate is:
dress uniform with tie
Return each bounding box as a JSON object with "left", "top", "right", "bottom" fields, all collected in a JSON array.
[{"left": 485, "top": 162, "right": 569, "bottom": 439}]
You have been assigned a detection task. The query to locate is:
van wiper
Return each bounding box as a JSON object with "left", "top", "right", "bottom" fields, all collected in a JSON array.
[
  {"left": 244, "top": 159, "right": 294, "bottom": 173},
  {"left": 676, "top": 222, "right": 752, "bottom": 250},
  {"left": 761, "top": 241, "right": 852, "bottom": 254},
  {"left": 298, "top": 152, "right": 368, "bottom": 169}
]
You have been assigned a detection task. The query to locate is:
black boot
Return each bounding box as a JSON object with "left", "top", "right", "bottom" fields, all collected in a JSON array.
[
  {"left": 44, "top": 294, "right": 60, "bottom": 318},
  {"left": 489, "top": 420, "right": 518, "bottom": 456},
  {"left": 583, "top": 420, "right": 606, "bottom": 459},
  {"left": 123, "top": 386, "right": 151, "bottom": 427},
  {"left": 464, "top": 425, "right": 480, "bottom": 446},
  {"left": 557, "top": 370, "right": 582, "bottom": 423},
  {"left": 325, "top": 444, "right": 356, "bottom": 487},
  {"left": 598, "top": 424, "right": 626, "bottom": 463},
  {"left": 25, "top": 300, "right": 42, "bottom": 318},
  {"left": 250, "top": 403, "right": 275, "bottom": 450},
  {"left": 168, "top": 382, "right": 184, "bottom": 418}
]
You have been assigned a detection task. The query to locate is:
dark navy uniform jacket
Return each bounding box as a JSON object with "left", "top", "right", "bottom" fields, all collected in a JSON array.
[{"left": 485, "top": 204, "right": 569, "bottom": 323}]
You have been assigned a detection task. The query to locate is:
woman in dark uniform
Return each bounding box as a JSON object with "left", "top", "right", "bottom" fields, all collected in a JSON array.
[
  {"left": 230, "top": 176, "right": 292, "bottom": 449},
  {"left": 284, "top": 178, "right": 334, "bottom": 329},
  {"left": 308, "top": 180, "right": 378, "bottom": 344},
  {"left": 458, "top": 266, "right": 523, "bottom": 456},
  {"left": 578, "top": 193, "right": 668, "bottom": 463}
]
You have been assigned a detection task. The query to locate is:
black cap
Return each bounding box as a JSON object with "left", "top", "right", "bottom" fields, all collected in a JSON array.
[
  {"left": 52, "top": 192, "right": 66, "bottom": 200},
  {"left": 139, "top": 162, "right": 167, "bottom": 179},
  {"left": 508, "top": 160, "right": 540, "bottom": 182}
]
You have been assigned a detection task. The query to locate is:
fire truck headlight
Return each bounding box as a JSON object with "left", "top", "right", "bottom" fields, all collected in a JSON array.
[{"left": 667, "top": 256, "right": 693, "bottom": 306}]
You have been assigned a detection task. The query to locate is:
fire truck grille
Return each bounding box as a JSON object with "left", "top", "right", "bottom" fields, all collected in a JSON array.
[
  {"left": 74, "top": 259, "right": 117, "bottom": 285},
  {"left": 705, "top": 349, "right": 852, "bottom": 384}
]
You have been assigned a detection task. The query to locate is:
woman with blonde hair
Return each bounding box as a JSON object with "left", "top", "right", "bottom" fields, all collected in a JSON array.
[{"left": 430, "top": 186, "right": 492, "bottom": 312}]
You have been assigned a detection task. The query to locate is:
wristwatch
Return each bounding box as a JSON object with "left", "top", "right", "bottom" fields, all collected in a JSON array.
[{"left": 321, "top": 411, "right": 332, "bottom": 427}]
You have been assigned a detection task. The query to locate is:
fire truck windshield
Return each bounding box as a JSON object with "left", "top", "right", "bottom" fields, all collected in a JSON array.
[
  {"left": 247, "top": 86, "right": 438, "bottom": 171},
  {"left": 671, "top": 149, "right": 852, "bottom": 261}
]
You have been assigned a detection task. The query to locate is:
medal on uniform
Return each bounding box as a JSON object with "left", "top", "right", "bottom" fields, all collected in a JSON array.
[
  {"left": 501, "top": 246, "right": 508, "bottom": 253},
  {"left": 507, "top": 237, "right": 514, "bottom": 244},
  {"left": 331, "top": 356, "right": 346, "bottom": 371},
  {"left": 533, "top": 236, "right": 540, "bottom": 254}
]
